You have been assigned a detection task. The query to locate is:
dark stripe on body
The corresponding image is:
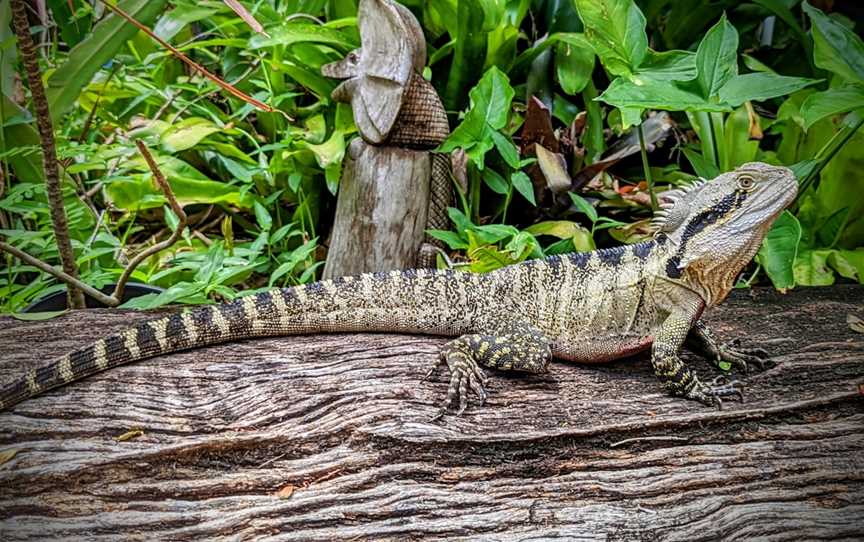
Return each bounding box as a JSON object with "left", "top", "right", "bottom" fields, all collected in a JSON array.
[
  {"left": 221, "top": 301, "right": 248, "bottom": 335},
  {"left": 597, "top": 245, "right": 625, "bottom": 266},
  {"left": 136, "top": 320, "right": 159, "bottom": 354},
  {"left": 104, "top": 334, "right": 130, "bottom": 362},
  {"left": 568, "top": 252, "right": 590, "bottom": 268},
  {"left": 632, "top": 240, "right": 653, "bottom": 261},
  {"left": 165, "top": 313, "right": 188, "bottom": 349}
]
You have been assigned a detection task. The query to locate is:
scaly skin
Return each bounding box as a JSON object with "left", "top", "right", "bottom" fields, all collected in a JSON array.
[{"left": 0, "top": 163, "right": 797, "bottom": 416}]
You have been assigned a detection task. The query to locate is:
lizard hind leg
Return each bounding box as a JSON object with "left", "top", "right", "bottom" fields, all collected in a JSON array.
[{"left": 427, "top": 322, "right": 552, "bottom": 421}]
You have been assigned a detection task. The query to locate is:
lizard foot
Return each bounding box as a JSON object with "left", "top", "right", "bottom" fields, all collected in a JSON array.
[
  {"left": 717, "top": 342, "right": 773, "bottom": 374},
  {"left": 428, "top": 350, "right": 488, "bottom": 422},
  {"left": 688, "top": 376, "right": 745, "bottom": 410}
]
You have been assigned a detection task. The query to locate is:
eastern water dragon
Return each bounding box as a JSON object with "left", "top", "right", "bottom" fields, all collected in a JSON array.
[{"left": 0, "top": 163, "right": 797, "bottom": 416}]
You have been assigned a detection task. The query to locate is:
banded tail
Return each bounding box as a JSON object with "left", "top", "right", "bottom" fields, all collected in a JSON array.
[{"left": 0, "top": 268, "right": 480, "bottom": 411}]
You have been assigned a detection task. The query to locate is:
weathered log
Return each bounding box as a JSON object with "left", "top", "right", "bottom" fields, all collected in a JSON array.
[
  {"left": 0, "top": 286, "right": 862, "bottom": 540},
  {"left": 323, "top": 139, "right": 431, "bottom": 278}
]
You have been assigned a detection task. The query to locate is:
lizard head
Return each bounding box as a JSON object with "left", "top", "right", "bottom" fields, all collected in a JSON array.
[{"left": 653, "top": 162, "right": 797, "bottom": 304}]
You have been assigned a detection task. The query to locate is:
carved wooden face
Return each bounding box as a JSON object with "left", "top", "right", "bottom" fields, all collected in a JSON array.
[{"left": 320, "top": 0, "right": 426, "bottom": 144}]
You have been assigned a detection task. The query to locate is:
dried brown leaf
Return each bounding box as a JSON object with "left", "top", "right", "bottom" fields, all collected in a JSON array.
[
  {"left": 275, "top": 485, "right": 295, "bottom": 499},
  {"left": 0, "top": 448, "right": 20, "bottom": 467},
  {"left": 847, "top": 314, "right": 864, "bottom": 334},
  {"left": 114, "top": 429, "right": 144, "bottom": 442},
  {"left": 535, "top": 144, "right": 571, "bottom": 193}
]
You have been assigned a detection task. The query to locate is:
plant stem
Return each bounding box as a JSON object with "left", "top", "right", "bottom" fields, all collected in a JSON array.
[
  {"left": 582, "top": 79, "right": 605, "bottom": 163},
  {"left": 0, "top": 241, "right": 117, "bottom": 307},
  {"left": 10, "top": 0, "right": 86, "bottom": 309},
  {"left": 637, "top": 123, "right": 658, "bottom": 211}
]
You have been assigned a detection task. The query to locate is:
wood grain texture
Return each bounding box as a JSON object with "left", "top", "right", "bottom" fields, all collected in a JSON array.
[
  {"left": 0, "top": 286, "right": 862, "bottom": 540},
  {"left": 323, "top": 139, "right": 431, "bottom": 279}
]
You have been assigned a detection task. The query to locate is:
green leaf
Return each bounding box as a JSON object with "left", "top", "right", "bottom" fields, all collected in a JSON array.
[
  {"left": 718, "top": 74, "right": 821, "bottom": 107},
  {"left": 573, "top": 0, "right": 648, "bottom": 77},
  {"left": 161, "top": 118, "right": 222, "bottom": 153},
  {"left": 598, "top": 77, "right": 728, "bottom": 112},
  {"left": 439, "top": 67, "right": 515, "bottom": 168},
  {"left": 254, "top": 201, "right": 272, "bottom": 231},
  {"left": 800, "top": 85, "right": 864, "bottom": 129},
  {"left": 10, "top": 310, "right": 69, "bottom": 321},
  {"left": 511, "top": 171, "right": 536, "bottom": 205},
  {"left": 427, "top": 229, "right": 469, "bottom": 250},
  {"left": 756, "top": 211, "right": 801, "bottom": 292},
  {"left": 833, "top": 249, "right": 864, "bottom": 284},
  {"left": 482, "top": 167, "right": 509, "bottom": 195},
  {"left": 683, "top": 148, "right": 720, "bottom": 179},
  {"left": 636, "top": 49, "right": 697, "bottom": 81},
  {"left": 793, "top": 249, "right": 835, "bottom": 286},
  {"left": 525, "top": 221, "right": 585, "bottom": 239},
  {"left": 469, "top": 66, "right": 515, "bottom": 131},
  {"left": 695, "top": 14, "right": 739, "bottom": 99},
  {"left": 106, "top": 174, "right": 253, "bottom": 211},
  {"left": 802, "top": 1, "right": 864, "bottom": 83},
  {"left": 46, "top": 0, "right": 169, "bottom": 123},
  {"left": 568, "top": 192, "right": 598, "bottom": 223},
  {"left": 250, "top": 22, "right": 358, "bottom": 51},
  {"left": 306, "top": 130, "right": 346, "bottom": 170},
  {"left": 491, "top": 131, "right": 520, "bottom": 168},
  {"left": 555, "top": 40, "right": 595, "bottom": 94},
  {"left": 0, "top": 95, "right": 41, "bottom": 184}
]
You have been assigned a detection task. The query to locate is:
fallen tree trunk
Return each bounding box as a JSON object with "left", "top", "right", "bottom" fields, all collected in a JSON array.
[{"left": 0, "top": 286, "right": 862, "bottom": 541}]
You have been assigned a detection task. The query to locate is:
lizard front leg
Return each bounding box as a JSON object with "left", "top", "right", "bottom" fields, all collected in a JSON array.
[
  {"left": 425, "top": 322, "right": 551, "bottom": 420},
  {"left": 686, "top": 320, "right": 771, "bottom": 374},
  {"left": 653, "top": 312, "right": 744, "bottom": 409}
]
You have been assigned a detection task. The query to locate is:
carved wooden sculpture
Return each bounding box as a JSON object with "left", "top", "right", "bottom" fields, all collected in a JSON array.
[{"left": 321, "top": 0, "right": 451, "bottom": 278}]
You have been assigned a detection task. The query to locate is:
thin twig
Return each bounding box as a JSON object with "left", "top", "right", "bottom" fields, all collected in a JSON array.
[
  {"left": 10, "top": 0, "right": 86, "bottom": 308},
  {"left": 0, "top": 240, "right": 117, "bottom": 306},
  {"left": 112, "top": 141, "right": 188, "bottom": 302}
]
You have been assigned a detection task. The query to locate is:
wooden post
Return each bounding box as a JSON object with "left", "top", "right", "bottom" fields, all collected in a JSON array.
[
  {"left": 321, "top": 0, "right": 450, "bottom": 279},
  {"left": 324, "top": 140, "right": 430, "bottom": 277}
]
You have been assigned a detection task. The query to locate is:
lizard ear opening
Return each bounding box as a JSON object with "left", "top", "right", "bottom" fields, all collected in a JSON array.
[{"left": 650, "top": 178, "right": 709, "bottom": 233}]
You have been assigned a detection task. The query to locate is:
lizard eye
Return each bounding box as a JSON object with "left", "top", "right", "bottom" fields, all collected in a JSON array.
[{"left": 737, "top": 175, "right": 755, "bottom": 190}]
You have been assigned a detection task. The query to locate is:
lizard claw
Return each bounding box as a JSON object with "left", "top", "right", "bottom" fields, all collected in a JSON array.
[
  {"left": 717, "top": 344, "right": 774, "bottom": 374},
  {"left": 428, "top": 350, "right": 488, "bottom": 422},
  {"left": 686, "top": 376, "right": 745, "bottom": 410}
]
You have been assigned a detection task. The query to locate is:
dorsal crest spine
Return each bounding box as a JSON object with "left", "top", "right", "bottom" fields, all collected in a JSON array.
[{"left": 651, "top": 177, "right": 709, "bottom": 233}]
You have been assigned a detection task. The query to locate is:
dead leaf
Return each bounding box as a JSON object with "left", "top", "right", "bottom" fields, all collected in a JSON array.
[
  {"left": 745, "top": 102, "right": 763, "bottom": 139},
  {"left": 0, "top": 448, "right": 20, "bottom": 467},
  {"left": 450, "top": 149, "right": 468, "bottom": 194},
  {"left": 847, "top": 314, "right": 864, "bottom": 334},
  {"left": 114, "top": 429, "right": 144, "bottom": 442},
  {"left": 274, "top": 485, "right": 295, "bottom": 499},
  {"left": 535, "top": 144, "right": 571, "bottom": 193},
  {"left": 520, "top": 96, "right": 559, "bottom": 154}
]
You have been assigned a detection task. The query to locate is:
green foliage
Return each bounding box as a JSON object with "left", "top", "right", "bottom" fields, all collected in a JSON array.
[{"left": 1, "top": 0, "right": 862, "bottom": 313}]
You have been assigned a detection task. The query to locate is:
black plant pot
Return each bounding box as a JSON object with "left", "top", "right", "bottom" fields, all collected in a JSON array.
[{"left": 23, "top": 283, "right": 164, "bottom": 312}]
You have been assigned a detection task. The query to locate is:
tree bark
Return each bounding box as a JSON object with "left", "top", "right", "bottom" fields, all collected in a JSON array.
[
  {"left": 0, "top": 286, "right": 862, "bottom": 540},
  {"left": 323, "top": 139, "right": 431, "bottom": 278}
]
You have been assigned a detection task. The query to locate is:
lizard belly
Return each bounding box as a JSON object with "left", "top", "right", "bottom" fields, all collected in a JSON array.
[{"left": 552, "top": 334, "right": 653, "bottom": 363}]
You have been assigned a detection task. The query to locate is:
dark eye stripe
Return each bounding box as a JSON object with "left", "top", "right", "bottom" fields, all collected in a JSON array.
[{"left": 665, "top": 190, "right": 748, "bottom": 278}]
